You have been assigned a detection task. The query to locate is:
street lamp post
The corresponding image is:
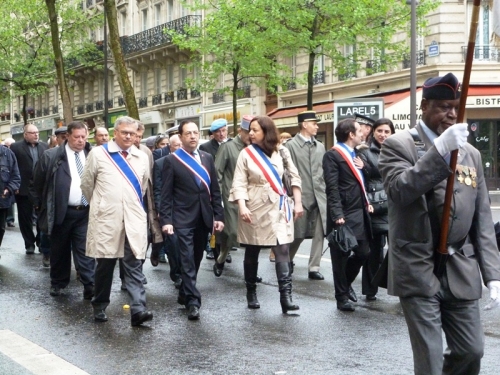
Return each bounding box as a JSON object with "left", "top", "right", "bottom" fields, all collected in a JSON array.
[
  {"left": 407, "top": 0, "right": 418, "bottom": 128},
  {"left": 103, "top": 5, "right": 109, "bottom": 128}
]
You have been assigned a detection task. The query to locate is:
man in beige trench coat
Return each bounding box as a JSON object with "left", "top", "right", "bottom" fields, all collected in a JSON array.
[{"left": 81, "top": 116, "right": 153, "bottom": 326}]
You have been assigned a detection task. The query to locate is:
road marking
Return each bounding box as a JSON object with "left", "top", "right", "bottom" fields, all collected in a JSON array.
[{"left": 0, "top": 330, "right": 90, "bottom": 375}]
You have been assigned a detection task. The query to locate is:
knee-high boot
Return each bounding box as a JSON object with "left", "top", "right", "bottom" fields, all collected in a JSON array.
[
  {"left": 244, "top": 261, "right": 260, "bottom": 309},
  {"left": 276, "top": 262, "right": 299, "bottom": 313}
]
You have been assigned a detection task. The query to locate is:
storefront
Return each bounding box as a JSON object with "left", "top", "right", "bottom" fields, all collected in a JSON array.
[
  {"left": 175, "top": 104, "right": 201, "bottom": 133},
  {"left": 139, "top": 111, "right": 162, "bottom": 137},
  {"left": 201, "top": 100, "right": 252, "bottom": 139}
]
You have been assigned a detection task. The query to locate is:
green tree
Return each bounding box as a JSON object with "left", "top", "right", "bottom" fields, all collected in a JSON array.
[
  {"left": 171, "top": 0, "right": 290, "bottom": 136},
  {"left": 270, "top": 0, "right": 439, "bottom": 109}
]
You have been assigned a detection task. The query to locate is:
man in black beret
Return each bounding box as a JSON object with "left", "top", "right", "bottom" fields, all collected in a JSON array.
[{"left": 378, "top": 72, "right": 500, "bottom": 374}]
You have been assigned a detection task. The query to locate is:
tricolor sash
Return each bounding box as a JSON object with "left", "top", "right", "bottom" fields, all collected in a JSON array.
[
  {"left": 245, "top": 145, "right": 292, "bottom": 222},
  {"left": 173, "top": 148, "right": 211, "bottom": 194},
  {"left": 332, "top": 145, "right": 369, "bottom": 206},
  {"left": 102, "top": 144, "right": 143, "bottom": 205}
]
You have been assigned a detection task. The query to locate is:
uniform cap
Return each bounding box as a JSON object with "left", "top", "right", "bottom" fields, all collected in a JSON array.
[{"left": 422, "top": 73, "right": 461, "bottom": 101}]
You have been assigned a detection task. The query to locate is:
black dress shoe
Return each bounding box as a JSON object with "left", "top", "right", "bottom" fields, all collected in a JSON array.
[
  {"left": 187, "top": 305, "right": 200, "bottom": 320},
  {"left": 94, "top": 309, "right": 108, "bottom": 322},
  {"left": 348, "top": 286, "right": 358, "bottom": 302},
  {"left": 25, "top": 247, "right": 35, "bottom": 255},
  {"left": 120, "top": 280, "right": 127, "bottom": 291},
  {"left": 174, "top": 278, "right": 182, "bottom": 289},
  {"left": 308, "top": 271, "right": 324, "bottom": 280},
  {"left": 213, "top": 262, "right": 224, "bottom": 277},
  {"left": 225, "top": 253, "right": 232, "bottom": 263},
  {"left": 131, "top": 311, "right": 153, "bottom": 326},
  {"left": 337, "top": 300, "right": 355, "bottom": 312},
  {"left": 256, "top": 275, "right": 262, "bottom": 283},
  {"left": 205, "top": 250, "right": 215, "bottom": 260},
  {"left": 366, "top": 294, "right": 377, "bottom": 301},
  {"left": 177, "top": 295, "right": 186, "bottom": 306},
  {"left": 50, "top": 286, "right": 61, "bottom": 297},
  {"left": 83, "top": 284, "right": 94, "bottom": 300}
]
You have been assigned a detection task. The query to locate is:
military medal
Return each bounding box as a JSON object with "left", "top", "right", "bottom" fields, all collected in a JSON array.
[
  {"left": 463, "top": 166, "right": 471, "bottom": 186},
  {"left": 470, "top": 167, "right": 477, "bottom": 188},
  {"left": 456, "top": 165, "right": 464, "bottom": 184}
]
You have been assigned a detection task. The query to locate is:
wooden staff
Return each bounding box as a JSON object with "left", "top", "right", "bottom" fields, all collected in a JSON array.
[{"left": 434, "top": 0, "right": 482, "bottom": 278}]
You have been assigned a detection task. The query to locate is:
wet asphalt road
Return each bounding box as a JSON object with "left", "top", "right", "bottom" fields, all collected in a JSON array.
[{"left": 1, "top": 214, "right": 500, "bottom": 375}]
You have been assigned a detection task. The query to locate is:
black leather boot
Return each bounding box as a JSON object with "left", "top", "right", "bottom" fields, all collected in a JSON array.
[
  {"left": 276, "top": 262, "right": 299, "bottom": 313},
  {"left": 243, "top": 261, "right": 260, "bottom": 309}
]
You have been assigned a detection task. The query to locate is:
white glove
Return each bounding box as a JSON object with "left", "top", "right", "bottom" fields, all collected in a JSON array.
[
  {"left": 434, "top": 123, "right": 469, "bottom": 156},
  {"left": 485, "top": 280, "right": 500, "bottom": 310}
]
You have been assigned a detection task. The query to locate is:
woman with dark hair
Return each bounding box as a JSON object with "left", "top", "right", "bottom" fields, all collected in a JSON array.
[
  {"left": 230, "top": 115, "right": 303, "bottom": 313},
  {"left": 154, "top": 135, "right": 169, "bottom": 150},
  {"left": 359, "top": 117, "right": 395, "bottom": 301}
]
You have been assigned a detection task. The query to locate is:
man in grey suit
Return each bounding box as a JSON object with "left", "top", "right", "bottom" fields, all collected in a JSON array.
[
  {"left": 379, "top": 72, "right": 500, "bottom": 375},
  {"left": 285, "top": 111, "right": 327, "bottom": 280}
]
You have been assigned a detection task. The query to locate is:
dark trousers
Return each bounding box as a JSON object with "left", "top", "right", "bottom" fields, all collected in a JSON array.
[
  {"left": 164, "top": 233, "right": 181, "bottom": 282},
  {"left": 330, "top": 240, "right": 369, "bottom": 301},
  {"left": 175, "top": 220, "right": 210, "bottom": 308},
  {"left": 93, "top": 238, "right": 147, "bottom": 316},
  {"left": 6, "top": 204, "right": 14, "bottom": 224},
  {"left": 362, "top": 233, "right": 386, "bottom": 296},
  {"left": 0, "top": 208, "right": 7, "bottom": 246},
  {"left": 50, "top": 207, "right": 95, "bottom": 288},
  {"left": 400, "top": 272, "right": 483, "bottom": 375},
  {"left": 15, "top": 195, "right": 38, "bottom": 250}
]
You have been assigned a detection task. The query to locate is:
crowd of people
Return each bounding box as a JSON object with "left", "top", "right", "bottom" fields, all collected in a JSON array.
[{"left": 2, "top": 72, "right": 500, "bottom": 374}]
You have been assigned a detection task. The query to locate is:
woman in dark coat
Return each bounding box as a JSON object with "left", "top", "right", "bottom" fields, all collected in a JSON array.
[{"left": 359, "top": 118, "right": 395, "bottom": 300}]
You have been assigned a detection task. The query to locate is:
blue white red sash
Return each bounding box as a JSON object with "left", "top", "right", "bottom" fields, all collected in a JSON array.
[
  {"left": 173, "top": 148, "right": 211, "bottom": 194},
  {"left": 245, "top": 145, "right": 292, "bottom": 222},
  {"left": 102, "top": 144, "right": 143, "bottom": 205},
  {"left": 332, "top": 145, "right": 369, "bottom": 206}
]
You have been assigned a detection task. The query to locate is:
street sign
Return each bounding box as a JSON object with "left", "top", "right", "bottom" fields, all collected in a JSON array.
[{"left": 428, "top": 41, "right": 439, "bottom": 57}]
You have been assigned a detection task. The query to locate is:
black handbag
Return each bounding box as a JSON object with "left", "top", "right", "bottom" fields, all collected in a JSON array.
[
  {"left": 367, "top": 183, "right": 388, "bottom": 216},
  {"left": 326, "top": 225, "right": 358, "bottom": 253},
  {"left": 279, "top": 148, "right": 293, "bottom": 197}
]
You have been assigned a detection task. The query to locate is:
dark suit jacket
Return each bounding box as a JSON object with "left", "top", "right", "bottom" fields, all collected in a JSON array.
[
  {"left": 199, "top": 139, "right": 220, "bottom": 160},
  {"left": 153, "top": 156, "right": 167, "bottom": 210},
  {"left": 10, "top": 140, "right": 48, "bottom": 196},
  {"left": 159, "top": 150, "right": 224, "bottom": 230},
  {"left": 323, "top": 147, "right": 371, "bottom": 241},
  {"left": 153, "top": 146, "right": 170, "bottom": 161}
]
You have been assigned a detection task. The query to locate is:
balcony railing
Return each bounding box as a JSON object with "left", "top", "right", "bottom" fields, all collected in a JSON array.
[
  {"left": 122, "top": 15, "right": 201, "bottom": 55},
  {"left": 237, "top": 85, "right": 251, "bottom": 99},
  {"left": 402, "top": 50, "right": 426, "bottom": 69},
  {"left": 139, "top": 97, "right": 148, "bottom": 108},
  {"left": 191, "top": 89, "right": 200, "bottom": 98},
  {"left": 287, "top": 80, "right": 297, "bottom": 91},
  {"left": 461, "top": 45, "right": 500, "bottom": 62},
  {"left": 118, "top": 97, "right": 125, "bottom": 106},
  {"left": 165, "top": 91, "right": 174, "bottom": 103},
  {"left": 313, "top": 71, "right": 325, "bottom": 85},
  {"left": 52, "top": 105, "right": 58, "bottom": 114},
  {"left": 86, "top": 103, "right": 94, "bottom": 113},
  {"left": 177, "top": 88, "right": 188, "bottom": 101},
  {"left": 213, "top": 91, "right": 225, "bottom": 104},
  {"left": 107, "top": 99, "right": 114, "bottom": 108},
  {"left": 95, "top": 100, "right": 104, "bottom": 111},
  {"left": 36, "top": 109, "right": 42, "bottom": 117},
  {"left": 43, "top": 107, "right": 50, "bottom": 116},
  {"left": 338, "top": 71, "right": 357, "bottom": 81},
  {"left": 366, "top": 60, "right": 382, "bottom": 76},
  {"left": 152, "top": 94, "right": 162, "bottom": 105},
  {"left": 77, "top": 105, "right": 85, "bottom": 115}
]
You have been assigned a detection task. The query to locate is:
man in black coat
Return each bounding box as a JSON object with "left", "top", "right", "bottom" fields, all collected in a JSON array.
[
  {"left": 30, "top": 121, "right": 95, "bottom": 299},
  {"left": 159, "top": 121, "right": 224, "bottom": 320},
  {"left": 0, "top": 145, "right": 21, "bottom": 252},
  {"left": 323, "top": 118, "right": 373, "bottom": 311},
  {"left": 10, "top": 124, "right": 48, "bottom": 254}
]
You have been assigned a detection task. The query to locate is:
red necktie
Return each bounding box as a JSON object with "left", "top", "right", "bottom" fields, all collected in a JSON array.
[{"left": 121, "top": 151, "right": 128, "bottom": 158}]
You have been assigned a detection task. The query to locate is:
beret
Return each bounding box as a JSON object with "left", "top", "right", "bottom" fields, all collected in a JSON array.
[
  {"left": 298, "top": 111, "right": 319, "bottom": 123},
  {"left": 423, "top": 73, "right": 461, "bottom": 101},
  {"left": 210, "top": 118, "right": 228, "bottom": 132},
  {"left": 354, "top": 113, "right": 375, "bottom": 127},
  {"left": 55, "top": 126, "right": 67, "bottom": 135},
  {"left": 145, "top": 136, "right": 157, "bottom": 148},
  {"left": 240, "top": 115, "right": 253, "bottom": 131}
]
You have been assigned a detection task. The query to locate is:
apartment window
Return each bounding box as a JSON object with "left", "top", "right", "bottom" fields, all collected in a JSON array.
[
  {"left": 141, "top": 71, "right": 148, "bottom": 98},
  {"left": 167, "top": 65, "right": 174, "bottom": 91},
  {"left": 87, "top": 81, "right": 94, "bottom": 103},
  {"left": 155, "top": 68, "right": 162, "bottom": 94},
  {"left": 167, "top": 0, "right": 174, "bottom": 22},
  {"left": 180, "top": 67, "right": 187, "bottom": 87},
  {"left": 79, "top": 83, "right": 85, "bottom": 105},
  {"left": 121, "top": 12, "right": 126, "bottom": 35},
  {"left": 314, "top": 47, "right": 324, "bottom": 72},
  {"left": 142, "top": 9, "right": 148, "bottom": 31},
  {"left": 98, "top": 78, "right": 104, "bottom": 100},
  {"left": 155, "top": 3, "right": 162, "bottom": 26}
]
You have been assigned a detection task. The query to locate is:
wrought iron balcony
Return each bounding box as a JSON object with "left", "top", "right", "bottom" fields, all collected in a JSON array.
[
  {"left": 86, "top": 103, "right": 94, "bottom": 113},
  {"left": 287, "top": 80, "right": 297, "bottom": 91},
  {"left": 139, "top": 97, "right": 148, "bottom": 108},
  {"left": 107, "top": 99, "right": 114, "bottom": 108},
  {"left": 366, "top": 60, "right": 382, "bottom": 76},
  {"left": 77, "top": 105, "right": 85, "bottom": 115},
  {"left": 152, "top": 94, "right": 162, "bottom": 105},
  {"left": 122, "top": 15, "right": 201, "bottom": 55},
  {"left": 402, "top": 50, "right": 426, "bottom": 69},
  {"left": 95, "top": 100, "right": 104, "bottom": 111},
  {"left": 191, "top": 89, "right": 200, "bottom": 99},
  {"left": 86, "top": 0, "right": 94, "bottom": 8},
  {"left": 461, "top": 45, "right": 500, "bottom": 62},
  {"left": 177, "top": 88, "right": 188, "bottom": 101},
  {"left": 338, "top": 71, "right": 357, "bottom": 81},
  {"left": 36, "top": 109, "right": 42, "bottom": 117},
  {"left": 118, "top": 97, "right": 125, "bottom": 106},
  {"left": 213, "top": 91, "right": 225, "bottom": 104},
  {"left": 237, "top": 85, "right": 251, "bottom": 99},
  {"left": 313, "top": 71, "right": 325, "bottom": 85},
  {"left": 52, "top": 105, "right": 58, "bottom": 114},
  {"left": 43, "top": 107, "right": 50, "bottom": 116},
  {"left": 165, "top": 91, "right": 174, "bottom": 103}
]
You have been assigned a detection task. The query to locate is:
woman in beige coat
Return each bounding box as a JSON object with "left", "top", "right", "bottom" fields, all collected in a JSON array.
[{"left": 229, "top": 116, "right": 303, "bottom": 313}]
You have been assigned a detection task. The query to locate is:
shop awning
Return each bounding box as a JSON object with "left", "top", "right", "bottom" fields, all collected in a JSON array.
[{"left": 267, "top": 101, "right": 333, "bottom": 128}]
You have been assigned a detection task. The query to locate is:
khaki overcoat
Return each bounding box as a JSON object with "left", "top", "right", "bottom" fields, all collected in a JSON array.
[
  {"left": 229, "top": 146, "right": 301, "bottom": 246},
  {"left": 81, "top": 140, "right": 150, "bottom": 259}
]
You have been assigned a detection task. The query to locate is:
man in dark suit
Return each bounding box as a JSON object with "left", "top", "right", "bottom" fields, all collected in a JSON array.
[
  {"left": 379, "top": 73, "right": 500, "bottom": 375},
  {"left": 323, "top": 118, "right": 373, "bottom": 312},
  {"left": 31, "top": 121, "right": 95, "bottom": 298},
  {"left": 10, "top": 124, "right": 48, "bottom": 254},
  {"left": 159, "top": 121, "right": 224, "bottom": 320}
]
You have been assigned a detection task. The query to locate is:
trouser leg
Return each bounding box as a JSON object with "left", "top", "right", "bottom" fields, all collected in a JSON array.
[
  {"left": 0, "top": 208, "right": 7, "bottom": 246},
  {"left": 330, "top": 244, "right": 350, "bottom": 300},
  {"left": 122, "top": 238, "right": 147, "bottom": 316},
  {"left": 165, "top": 233, "right": 181, "bottom": 282},
  {"left": 92, "top": 258, "right": 117, "bottom": 311},
  {"left": 308, "top": 217, "right": 325, "bottom": 272},
  {"left": 288, "top": 238, "right": 303, "bottom": 261},
  {"left": 70, "top": 210, "right": 95, "bottom": 286},
  {"left": 15, "top": 195, "right": 36, "bottom": 249},
  {"left": 362, "top": 234, "right": 385, "bottom": 296},
  {"left": 345, "top": 240, "right": 370, "bottom": 285},
  {"left": 50, "top": 223, "right": 72, "bottom": 288},
  {"left": 6, "top": 204, "right": 14, "bottom": 224}
]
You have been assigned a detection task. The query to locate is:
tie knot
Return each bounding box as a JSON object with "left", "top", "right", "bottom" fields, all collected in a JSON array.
[{"left": 121, "top": 151, "right": 128, "bottom": 158}]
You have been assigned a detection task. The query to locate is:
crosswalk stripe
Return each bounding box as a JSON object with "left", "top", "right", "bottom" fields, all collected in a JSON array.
[{"left": 0, "top": 330, "right": 90, "bottom": 375}]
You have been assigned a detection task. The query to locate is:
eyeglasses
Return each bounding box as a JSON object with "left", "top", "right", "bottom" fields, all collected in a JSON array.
[
  {"left": 118, "top": 130, "right": 137, "bottom": 137},
  {"left": 25, "top": 131, "right": 39, "bottom": 135}
]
